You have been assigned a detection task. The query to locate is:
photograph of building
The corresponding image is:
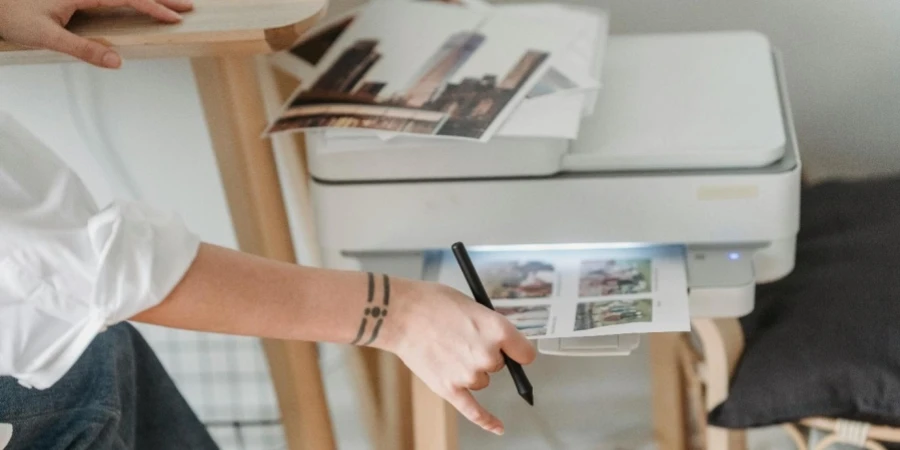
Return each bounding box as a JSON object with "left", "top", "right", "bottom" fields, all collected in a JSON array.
[
  {"left": 476, "top": 259, "right": 557, "bottom": 300},
  {"left": 579, "top": 259, "right": 653, "bottom": 297},
  {"left": 575, "top": 299, "right": 653, "bottom": 331},
  {"left": 496, "top": 305, "right": 551, "bottom": 338},
  {"left": 403, "top": 32, "right": 485, "bottom": 107},
  {"left": 289, "top": 0, "right": 476, "bottom": 67},
  {"left": 289, "top": 14, "right": 356, "bottom": 65},
  {"left": 271, "top": 30, "right": 550, "bottom": 139}
]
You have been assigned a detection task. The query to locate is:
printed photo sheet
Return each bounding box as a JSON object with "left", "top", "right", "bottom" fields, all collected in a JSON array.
[
  {"left": 435, "top": 246, "right": 691, "bottom": 340},
  {"left": 272, "top": 0, "right": 600, "bottom": 99},
  {"left": 265, "top": 0, "right": 580, "bottom": 141},
  {"left": 269, "top": 0, "right": 607, "bottom": 142}
]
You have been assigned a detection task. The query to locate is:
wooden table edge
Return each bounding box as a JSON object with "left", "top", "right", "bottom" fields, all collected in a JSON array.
[{"left": 0, "top": 0, "right": 327, "bottom": 65}]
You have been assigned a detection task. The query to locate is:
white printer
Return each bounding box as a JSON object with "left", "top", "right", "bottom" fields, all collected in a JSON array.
[{"left": 303, "top": 31, "right": 801, "bottom": 356}]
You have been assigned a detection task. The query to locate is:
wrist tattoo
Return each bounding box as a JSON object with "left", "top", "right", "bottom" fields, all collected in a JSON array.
[{"left": 350, "top": 272, "right": 391, "bottom": 346}]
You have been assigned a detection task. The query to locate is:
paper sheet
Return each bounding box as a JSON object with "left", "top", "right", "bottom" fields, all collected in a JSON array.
[
  {"left": 493, "top": 3, "right": 608, "bottom": 135},
  {"left": 494, "top": 3, "right": 608, "bottom": 94},
  {"left": 265, "top": 0, "right": 580, "bottom": 142},
  {"left": 268, "top": 1, "right": 607, "bottom": 142},
  {"left": 351, "top": 4, "right": 608, "bottom": 140},
  {"left": 434, "top": 246, "right": 691, "bottom": 339},
  {"left": 494, "top": 88, "right": 587, "bottom": 139},
  {"left": 272, "top": 1, "right": 603, "bottom": 97}
]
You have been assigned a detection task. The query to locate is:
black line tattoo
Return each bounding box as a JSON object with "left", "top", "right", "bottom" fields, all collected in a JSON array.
[
  {"left": 382, "top": 274, "right": 390, "bottom": 306},
  {"left": 362, "top": 319, "right": 384, "bottom": 346},
  {"left": 349, "top": 317, "right": 368, "bottom": 345},
  {"left": 351, "top": 272, "right": 392, "bottom": 346},
  {"left": 362, "top": 275, "right": 390, "bottom": 345},
  {"left": 350, "top": 272, "right": 376, "bottom": 345}
]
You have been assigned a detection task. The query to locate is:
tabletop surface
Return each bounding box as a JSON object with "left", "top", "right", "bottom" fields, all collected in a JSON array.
[{"left": 0, "top": 0, "right": 327, "bottom": 64}]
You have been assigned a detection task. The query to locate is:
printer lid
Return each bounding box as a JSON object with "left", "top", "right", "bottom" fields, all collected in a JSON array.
[{"left": 563, "top": 31, "right": 787, "bottom": 173}]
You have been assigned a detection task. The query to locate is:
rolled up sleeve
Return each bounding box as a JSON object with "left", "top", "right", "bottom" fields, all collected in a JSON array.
[{"left": 0, "top": 112, "right": 199, "bottom": 389}]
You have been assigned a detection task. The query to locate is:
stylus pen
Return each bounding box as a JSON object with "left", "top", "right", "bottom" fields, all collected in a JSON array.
[{"left": 451, "top": 241, "right": 534, "bottom": 406}]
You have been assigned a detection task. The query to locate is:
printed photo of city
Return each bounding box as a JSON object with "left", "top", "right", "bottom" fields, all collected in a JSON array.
[{"left": 271, "top": 9, "right": 551, "bottom": 140}]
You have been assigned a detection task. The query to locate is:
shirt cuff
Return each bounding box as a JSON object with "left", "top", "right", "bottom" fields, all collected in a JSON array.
[{"left": 89, "top": 200, "right": 201, "bottom": 325}]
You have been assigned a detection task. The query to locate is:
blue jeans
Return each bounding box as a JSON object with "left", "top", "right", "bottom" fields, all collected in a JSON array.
[{"left": 0, "top": 322, "right": 218, "bottom": 449}]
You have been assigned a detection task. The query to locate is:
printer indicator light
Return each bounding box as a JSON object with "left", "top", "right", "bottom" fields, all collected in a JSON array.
[{"left": 728, "top": 252, "right": 740, "bottom": 260}]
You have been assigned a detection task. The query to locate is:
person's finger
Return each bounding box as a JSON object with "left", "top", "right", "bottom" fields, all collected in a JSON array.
[
  {"left": 41, "top": 23, "right": 122, "bottom": 68},
  {"left": 122, "top": 0, "right": 183, "bottom": 22},
  {"left": 475, "top": 350, "right": 504, "bottom": 373},
  {"left": 155, "top": 0, "right": 194, "bottom": 13},
  {"left": 76, "top": 0, "right": 182, "bottom": 23},
  {"left": 499, "top": 322, "right": 537, "bottom": 365},
  {"left": 486, "top": 356, "right": 505, "bottom": 373},
  {"left": 466, "top": 372, "right": 490, "bottom": 391},
  {"left": 445, "top": 389, "right": 504, "bottom": 435}
]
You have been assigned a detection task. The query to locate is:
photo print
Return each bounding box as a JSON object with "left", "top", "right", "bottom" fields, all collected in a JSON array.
[
  {"left": 574, "top": 299, "right": 653, "bottom": 331},
  {"left": 435, "top": 246, "right": 690, "bottom": 340},
  {"left": 289, "top": 0, "right": 493, "bottom": 67},
  {"left": 496, "top": 305, "right": 550, "bottom": 337},
  {"left": 477, "top": 259, "right": 557, "bottom": 300},
  {"left": 579, "top": 258, "right": 652, "bottom": 297},
  {"left": 268, "top": 0, "right": 564, "bottom": 140},
  {"left": 289, "top": 11, "right": 357, "bottom": 66}
]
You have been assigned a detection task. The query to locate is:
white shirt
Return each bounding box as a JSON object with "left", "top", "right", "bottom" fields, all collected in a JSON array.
[{"left": 0, "top": 112, "right": 200, "bottom": 390}]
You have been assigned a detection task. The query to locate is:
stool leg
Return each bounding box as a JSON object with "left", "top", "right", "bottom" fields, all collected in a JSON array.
[
  {"left": 692, "top": 318, "right": 746, "bottom": 450},
  {"left": 191, "top": 55, "right": 336, "bottom": 450},
  {"left": 649, "top": 333, "right": 690, "bottom": 450}
]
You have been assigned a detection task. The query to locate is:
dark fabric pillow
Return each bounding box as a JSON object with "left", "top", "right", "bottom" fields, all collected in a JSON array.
[{"left": 708, "top": 175, "right": 900, "bottom": 429}]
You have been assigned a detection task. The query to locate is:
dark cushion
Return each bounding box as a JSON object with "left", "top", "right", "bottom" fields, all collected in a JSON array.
[{"left": 708, "top": 175, "right": 900, "bottom": 429}]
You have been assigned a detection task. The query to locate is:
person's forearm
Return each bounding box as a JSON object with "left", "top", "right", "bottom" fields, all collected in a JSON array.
[
  {"left": 131, "top": 243, "right": 409, "bottom": 350},
  {"left": 131, "top": 242, "right": 537, "bottom": 436}
]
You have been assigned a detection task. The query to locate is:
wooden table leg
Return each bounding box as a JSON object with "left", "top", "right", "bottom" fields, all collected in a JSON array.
[
  {"left": 191, "top": 55, "right": 336, "bottom": 450},
  {"left": 380, "top": 352, "right": 413, "bottom": 450},
  {"left": 649, "top": 333, "right": 690, "bottom": 450},
  {"left": 412, "top": 376, "right": 457, "bottom": 450},
  {"left": 256, "top": 59, "right": 390, "bottom": 450}
]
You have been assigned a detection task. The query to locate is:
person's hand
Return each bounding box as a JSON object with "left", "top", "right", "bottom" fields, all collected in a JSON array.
[
  {"left": 0, "top": 0, "right": 193, "bottom": 69},
  {"left": 374, "top": 280, "right": 537, "bottom": 436}
]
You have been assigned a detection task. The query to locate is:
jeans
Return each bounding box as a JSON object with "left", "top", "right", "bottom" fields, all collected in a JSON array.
[{"left": 0, "top": 322, "right": 219, "bottom": 449}]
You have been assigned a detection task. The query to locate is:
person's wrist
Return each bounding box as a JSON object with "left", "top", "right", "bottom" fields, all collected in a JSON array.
[{"left": 365, "top": 277, "right": 425, "bottom": 354}]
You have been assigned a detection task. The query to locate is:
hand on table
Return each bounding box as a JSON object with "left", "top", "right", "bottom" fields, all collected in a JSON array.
[
  {"left": 0, "top": 0, "right": 193, "bottom": 69},
  {"left": 373, "top": 280, "right": 537, "bottom": 436}
]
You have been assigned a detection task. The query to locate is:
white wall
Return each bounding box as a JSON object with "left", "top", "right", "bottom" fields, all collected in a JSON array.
[{"left": 0, "top": 59, "right": 237, "bottom": 249}]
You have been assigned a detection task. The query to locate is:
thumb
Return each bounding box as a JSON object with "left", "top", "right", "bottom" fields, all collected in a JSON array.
[
  {"left": 445, "top": 388, "right": 505, "bottom": 436},
  {"left": 42, "top": 23, "right": 122, "bottom": 69}
]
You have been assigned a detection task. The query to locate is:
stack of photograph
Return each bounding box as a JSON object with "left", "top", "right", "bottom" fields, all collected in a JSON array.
[
  {"left": 432, "top": 246, "right": 692, "bottom": 340},
  {"left": 266, "top": 0, "right": 608, "bottom": 146}
]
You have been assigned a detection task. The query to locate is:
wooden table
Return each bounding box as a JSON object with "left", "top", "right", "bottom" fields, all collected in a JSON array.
[{"left": 0, "top": 2, "right": 338, "bottom": 449}]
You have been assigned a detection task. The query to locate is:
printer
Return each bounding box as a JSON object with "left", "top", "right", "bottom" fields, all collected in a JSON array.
[{"left": 303, "top": 31, "right": 801, "bottom": 356}]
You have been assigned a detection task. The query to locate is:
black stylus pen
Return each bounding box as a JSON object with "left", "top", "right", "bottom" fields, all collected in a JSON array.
[{"left": 451, "top": 241, "right": 534, "bottom": 406}]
